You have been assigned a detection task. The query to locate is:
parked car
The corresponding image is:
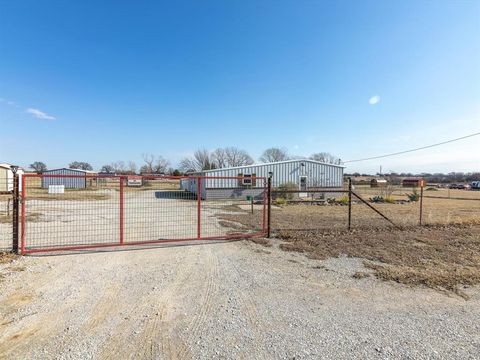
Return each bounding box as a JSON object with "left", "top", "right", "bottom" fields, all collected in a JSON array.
[
  {"left": 448, "top": 183, "right": 459, "bottom": 189},
  {"left": 471, "top": 181, "right": 480, "bottom": 190}
]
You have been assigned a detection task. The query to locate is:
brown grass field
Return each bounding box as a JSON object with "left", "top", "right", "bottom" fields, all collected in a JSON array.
[{"left": 219, "top": 194, "right": 480, "bottom": 297}]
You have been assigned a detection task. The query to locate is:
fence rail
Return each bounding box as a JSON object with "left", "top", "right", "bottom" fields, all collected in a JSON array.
[{"left": 19, "top": 174, "right": 266, "bottom": 254}]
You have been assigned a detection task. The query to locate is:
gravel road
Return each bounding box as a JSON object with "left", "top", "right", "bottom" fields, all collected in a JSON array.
[{"left": 1, "top": 239, "right": 479, "bottom": 359}]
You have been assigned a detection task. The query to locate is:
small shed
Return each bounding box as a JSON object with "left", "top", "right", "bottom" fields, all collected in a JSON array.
[
  {"left": 370, "top": 178, "right": 388, "bottom": 188},
  {"left": 0, "top": 163, "right": 24, "bottom": 192},
  {"left": 41, "top": 168, "right": 97, "bottom": 189},
  {"left": 402, "top": 177, "right": 425, "bottom": 187}
]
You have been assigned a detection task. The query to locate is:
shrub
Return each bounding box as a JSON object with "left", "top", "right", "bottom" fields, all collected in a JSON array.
[
  {"left": 384, "top": 196, "right": 396, "bottom": 204},
  {"left": 407, "top": 189, "right": 420, "bottom": 202},
  {"left": 274, "top": 197, "right": 287, "bottom": 205},
  {"left": 370, "top": 196, "right": 384, "bottom": 203},
  {"left": 336, "top": 195, "right": 349, "bottom": 205},
  {"left": 276, "top": 182, "right": 297, "bottom": 200}
]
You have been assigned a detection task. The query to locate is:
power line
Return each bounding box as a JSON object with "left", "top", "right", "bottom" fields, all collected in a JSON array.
[{"left": 344, "top": 131, "right": 480, "bottom": 163}]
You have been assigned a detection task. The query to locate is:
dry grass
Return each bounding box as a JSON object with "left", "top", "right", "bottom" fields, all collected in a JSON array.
[
  {"left": 0, "top": 252, "right": 17, "bottom": 264},
  {"left": 278, "top": 226, "right": 480, "bottom": 298},
  {"left": 0, "top": 212, "right": 42, "bottom": 223},
  {"left": 24, "top": 188, "right": 110, "bottom": 201},
  {"left": 219, "top": 201, "right": 480, "bottom": 297}
]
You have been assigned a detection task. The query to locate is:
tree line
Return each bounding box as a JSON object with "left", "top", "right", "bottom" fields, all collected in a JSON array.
[{"left": 28, "top": 147, "right": 342, "bottom": 175}]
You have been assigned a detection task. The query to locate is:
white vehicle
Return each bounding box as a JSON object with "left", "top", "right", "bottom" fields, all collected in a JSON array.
[{"left": 471, "top": 181, "right": 480, "bottom": 190}]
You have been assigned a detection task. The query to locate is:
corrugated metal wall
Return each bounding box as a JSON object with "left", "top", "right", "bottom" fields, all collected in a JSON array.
[
  {"left": 41, "top": 169, "right": 88, "bottom": 189},
  {"left": 180, "top": 160, "right": 344, "bottom": 197},
  {"left": 202, "top": 160, "right": 343, "bottom": 188}
]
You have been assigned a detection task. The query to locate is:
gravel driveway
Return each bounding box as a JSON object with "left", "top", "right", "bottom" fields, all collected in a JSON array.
[{"left": 0, "top": 239, "right": 479, "bottom": 359}]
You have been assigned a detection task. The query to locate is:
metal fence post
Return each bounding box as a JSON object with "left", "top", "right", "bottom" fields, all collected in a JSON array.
[
  {"left": 119, "top": 176, "right": 124, "bottom": 244},
  {"left": 348, "top": 177, "right": 352, "bottom": 231},
  {"left": 267, "top": 176, "right": 272, "bottom": 238},
  {"left": 419, "top": 184, "right": 424, "bottom": 226},
  {"left": 12, "top": 172, "right": 19, "bottom": 253},
  {"left": 197, "top": 177, "right": 202, "bottom": 239}
]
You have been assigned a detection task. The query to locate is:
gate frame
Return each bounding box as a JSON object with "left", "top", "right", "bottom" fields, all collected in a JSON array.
[{"left": 20, "top": 174, "right": 267, "bottom": 254}]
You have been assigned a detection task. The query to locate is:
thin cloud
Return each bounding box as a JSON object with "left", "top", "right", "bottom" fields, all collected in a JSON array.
[
  {"left": 369, "top": 95, "right": 380, "bottom": 105},
  {"left": 26, "top": 108, "right": 56, "bottom": 120}
]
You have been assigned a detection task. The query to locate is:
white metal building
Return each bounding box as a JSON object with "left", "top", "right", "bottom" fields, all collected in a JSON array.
[
  {"left": 180, "top": 159, "right": 344, "bottom": 199},
  {"left": 0, "top": 163, "right": 24, "bottom": 192}
]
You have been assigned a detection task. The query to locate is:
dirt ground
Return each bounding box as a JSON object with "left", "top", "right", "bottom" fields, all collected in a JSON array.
[{"left": 1, "top": 239, "right": 479, "bottom": 360}]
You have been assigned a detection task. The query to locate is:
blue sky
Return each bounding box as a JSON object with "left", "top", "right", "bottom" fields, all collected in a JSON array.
[{"left": 0, "top": 0, "right": 479, "bottom": 173}]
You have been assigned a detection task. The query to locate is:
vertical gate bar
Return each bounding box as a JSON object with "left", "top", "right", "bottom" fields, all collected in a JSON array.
[
  {"left": 197, "top": 177, "right": 201, "bottom": 239},
  {"left": 120, "top": 176, "right": 124, "bottom": 244},
  {"left": 20, "top": 175, "right": 26, "bottom": 255},
  {"left": 262, "top": 178, "right": 266, "bottom": 235},
  {"left": 348, "top": 177, "right": 352, "bottom": 230}
]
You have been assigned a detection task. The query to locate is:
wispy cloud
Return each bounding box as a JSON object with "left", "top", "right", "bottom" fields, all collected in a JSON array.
[
  {"left": 369, "top": 95, "right": 380, "bottom": 105},
  {"left": 26, "top": 108, "right": 56, "bottom": 120}
]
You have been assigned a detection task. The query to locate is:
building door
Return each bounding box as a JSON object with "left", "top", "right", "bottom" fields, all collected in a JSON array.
[{"left": 299, "top": 176, "right": 307, "bottom": 197}]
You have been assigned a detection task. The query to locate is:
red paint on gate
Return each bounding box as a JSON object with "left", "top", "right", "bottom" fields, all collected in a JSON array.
[
  {"left": 119, "top": 176, "right": 124, "bottom": 244},
  {"left": 20, "top": 175, "right": 26, "bottom": 255},
  {"left": 197, "top": 176, "right": 201, "bottom": 239},
  {"left": 20, "top": 174, "right": 267, "bottom": 254}
]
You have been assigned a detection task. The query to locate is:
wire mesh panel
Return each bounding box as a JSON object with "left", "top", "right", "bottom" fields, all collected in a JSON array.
[
  {"left": 0, "top": 176, "right": 13, "bottom": 251},
  {"left": 21, "top": 175, "right": 267, "bottom": 254},
  {"left": 22, "top": 175, "right": 120, "bottom": 253},
  {"left": 200, "top": 176, "right": 267, "bottom": 239},
  {"left": 123, "top": 177, "right": 198, "bottom": 243}
]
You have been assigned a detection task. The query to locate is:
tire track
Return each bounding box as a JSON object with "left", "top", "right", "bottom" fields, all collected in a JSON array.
[{"left": 176, "top": 244, "right": 221, "bottom": 359}]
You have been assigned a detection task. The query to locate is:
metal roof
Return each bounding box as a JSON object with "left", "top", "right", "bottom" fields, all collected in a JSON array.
[
  {"left": 199, "top": 159, "right": 345, "bottom": 173},
  {"left": 44, "top": 168, "right": 97, "bottom": 174}
]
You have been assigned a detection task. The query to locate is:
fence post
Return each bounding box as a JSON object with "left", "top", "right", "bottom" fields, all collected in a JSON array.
[
  {"left": 20, "top": 174, "right": 26, "bottom": 255},
  {"left": 348, "top": 177, "right": 352, "bottom": 231},
  {"left": 119, "top": 176, "right": 124, "bottom": 244},
  {"left": 419, "top": 184, "right": 424, "bottom": 226},
  {"left": 197, "top": 177, "right": 201, "bottom": 239},
  {"left": 267, "top": 176, "right": 272, "bottom": 238},
  {"left": 12, "top": 172, "right": 19, "bottom": 253}
]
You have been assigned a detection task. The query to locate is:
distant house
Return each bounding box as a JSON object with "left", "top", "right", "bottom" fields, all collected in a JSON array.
[
  {"left": 402, "top": 177, "right": 425, "bottom": 187},
  {"left": 41, "top": 168, "right": 97, "bottom": 189},
  {"left": 0, "top": 163, "right": 24, "bottom": 192},
  {"left": 370, "top": 178, "right": 388, "bottom": 188}
]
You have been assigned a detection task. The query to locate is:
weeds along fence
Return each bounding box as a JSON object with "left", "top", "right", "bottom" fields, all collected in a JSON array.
[
  {"left": 12, "top": 174, "right": 266, "bottom": 254},
  {"left": 4, "top": 173, "right": 480, "bottom": 254},
  {"left": 265, "top": 178, "right": 480, "bottom": 235}
]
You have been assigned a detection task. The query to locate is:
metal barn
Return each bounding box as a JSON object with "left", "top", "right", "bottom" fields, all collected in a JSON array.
[
  {"left": 180, "top": 159, "right": 344, "bottom": 199},
  {"left": 41, "top": 168, "right": 97, "bottom": 189}
]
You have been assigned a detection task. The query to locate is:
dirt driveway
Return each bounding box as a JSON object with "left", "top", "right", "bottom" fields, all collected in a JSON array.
[{"left": 1, "top": 240, "right": 479, "bottom": 359}]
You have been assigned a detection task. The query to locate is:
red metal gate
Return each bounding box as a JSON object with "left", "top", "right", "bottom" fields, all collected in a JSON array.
[{"left": 20, "top": 175, "right": 266, "bottom": 254}]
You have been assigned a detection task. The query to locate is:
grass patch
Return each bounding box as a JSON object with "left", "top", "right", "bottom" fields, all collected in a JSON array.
[{"left": 0, "top": 252, "right": 18, "bottom": 264}]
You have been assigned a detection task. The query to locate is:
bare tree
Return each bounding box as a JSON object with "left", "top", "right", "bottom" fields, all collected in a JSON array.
[
  {"left": 29, "top": 161, "right": 47, "bottom": 173},
  {"left": 141, "top": 154, "right": 169, "bottom": 174},
  {"left": 128, "top": 161, "right": 137, "bottom": 174},
  {"left": 212, "top": 147, "right": 253, "bottom": 168},
  {"left": 179, "top": 149, "right": 216, "bottom": 172},
  {"left": 69, "top": 161, "right": 93, "bottom": 171},
  {"left": 100, "top": 164, "right": 115, "bottom": 173},
  {"left": 310, "top": 152, "right": 342, "bottom": 165},
  {"left": 259, "top": 147, "right": 289, "bottom": 163}
]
